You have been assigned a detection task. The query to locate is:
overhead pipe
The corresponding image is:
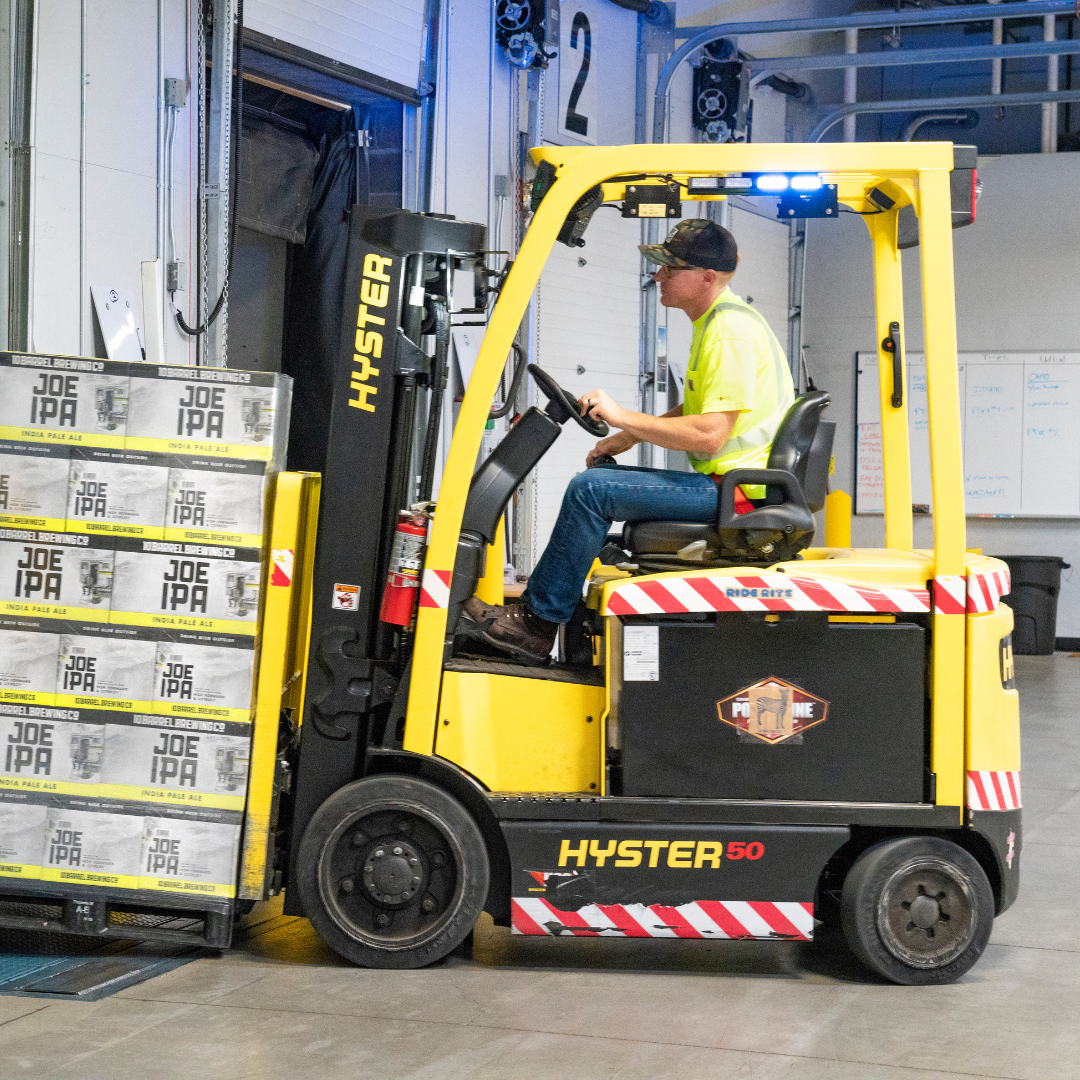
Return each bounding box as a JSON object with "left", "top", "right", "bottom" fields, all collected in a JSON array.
[
  {"left": 990, "top": 0, "right": 1004, "bottom": 95},
  {"left": 652, "top": 0, "right": 1077, "bottom": 142},
  {"left": 904, "top": 111, "right": 978, "bottom": 140},
  {"left": 810, "top": 88, "right": 1080, "bottom": 141},
  {"left": 747, "top": 38, "right": 1080, "bottom": 78},
  {"left": 844, "top": 27, "right": 858, "bottom": 142},
  {"left": 1044, "top": 14, "right": 1059, "bottom": 152}
]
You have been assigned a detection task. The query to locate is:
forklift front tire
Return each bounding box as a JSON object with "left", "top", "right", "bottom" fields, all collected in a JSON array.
[
  {"left": 840, "top": 836, "right": 994, "bottom": 986},
  {"left": 295, "top": 775, "right": 490, "bottom": 969}
]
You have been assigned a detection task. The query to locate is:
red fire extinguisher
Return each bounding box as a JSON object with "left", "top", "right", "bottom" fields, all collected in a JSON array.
[{"left": 379, "top": 509, "right": 428, "bottom": 626}]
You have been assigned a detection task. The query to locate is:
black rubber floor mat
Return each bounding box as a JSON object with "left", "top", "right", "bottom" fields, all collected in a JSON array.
[{"left": 0, "top": 932, "right": 199, "bottom": 1000}]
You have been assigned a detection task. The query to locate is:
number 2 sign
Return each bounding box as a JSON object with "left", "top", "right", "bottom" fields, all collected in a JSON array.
[{"left": 557, "top": 3, "right": 598, "bottom": 144}]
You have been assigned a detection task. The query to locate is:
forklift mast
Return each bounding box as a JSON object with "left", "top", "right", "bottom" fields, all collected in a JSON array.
[{"left": 286, "top": 209, "right": 486, "bottom": 901}]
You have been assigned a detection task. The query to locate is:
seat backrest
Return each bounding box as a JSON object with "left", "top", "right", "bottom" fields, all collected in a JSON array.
[
  {"left": 801, "top": 419, "right": 835, "bottom": 514},
  {"left": 766, "top": 391, "right": 831, "bottom": 495}
]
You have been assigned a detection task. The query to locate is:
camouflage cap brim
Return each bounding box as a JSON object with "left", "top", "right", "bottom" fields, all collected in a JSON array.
[{"left": 638, "top": 243, "right": 695, "bottom": 268}]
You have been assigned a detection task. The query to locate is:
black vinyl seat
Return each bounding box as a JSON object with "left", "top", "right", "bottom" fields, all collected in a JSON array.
[{"left": 623, "top": 391, "right": 834, "bottom": 565}]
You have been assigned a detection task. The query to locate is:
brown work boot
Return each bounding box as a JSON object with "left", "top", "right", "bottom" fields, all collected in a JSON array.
[{"left": 462, "top": 597, "right": 558, "bottom": 663}]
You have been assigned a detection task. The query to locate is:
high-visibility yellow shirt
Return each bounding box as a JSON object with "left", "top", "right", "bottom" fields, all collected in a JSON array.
[{"left": 682, "top": 287, "right": 795, "bottom": 481}]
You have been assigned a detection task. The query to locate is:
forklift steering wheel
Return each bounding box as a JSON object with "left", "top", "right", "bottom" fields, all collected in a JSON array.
[{"left": 528, "top": 363, "right": 609, "bottom": 438}]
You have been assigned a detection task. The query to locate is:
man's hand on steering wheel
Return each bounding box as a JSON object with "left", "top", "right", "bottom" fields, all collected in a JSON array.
[{"left": 578, "top": 389, "right": 623, "bottom": 430}]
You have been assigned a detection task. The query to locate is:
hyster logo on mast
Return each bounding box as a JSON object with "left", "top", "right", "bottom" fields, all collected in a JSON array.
[
  {"left": 349, "top": 253, "right": 395, "bottom": 414},
  {"left": 717, "top": 677, "right": 829, "bottom": 744}
]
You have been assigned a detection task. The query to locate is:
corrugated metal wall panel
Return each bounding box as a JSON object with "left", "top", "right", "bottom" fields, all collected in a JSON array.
[
  {"left": 30, "top": 0, "right": 196, "bottom": 363},
  {"left": 243, "top": 0, "right": 424, "bottom": 91}
]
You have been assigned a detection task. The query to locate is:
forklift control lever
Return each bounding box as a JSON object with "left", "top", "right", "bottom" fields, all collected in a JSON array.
[{"left": 528, "top": 363, "right": 609, "bottom": 438}]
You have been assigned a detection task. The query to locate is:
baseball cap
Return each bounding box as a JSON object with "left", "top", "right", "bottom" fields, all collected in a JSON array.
[{"left": 639, "top": 219, "right": 738, "bottom": 272}]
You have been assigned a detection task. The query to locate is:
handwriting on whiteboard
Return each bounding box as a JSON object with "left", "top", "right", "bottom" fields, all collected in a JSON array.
[{"left": 856, "top": 352, "right": 1080, "bottom": 518}]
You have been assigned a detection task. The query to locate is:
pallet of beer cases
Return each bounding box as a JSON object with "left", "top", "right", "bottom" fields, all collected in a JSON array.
[{"left": 0, "top": 352, "right": 290, "bottom": 909}]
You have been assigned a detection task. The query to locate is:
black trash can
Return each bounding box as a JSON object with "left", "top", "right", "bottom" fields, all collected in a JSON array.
[{"left": 996, "top": 556, "right": 1071, "bottom": 655}]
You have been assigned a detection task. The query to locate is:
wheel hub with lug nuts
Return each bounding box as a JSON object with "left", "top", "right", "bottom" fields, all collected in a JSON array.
[
  {"left": 879, "top": 857, "right": 975, "bottom": 969},
  {"left": 361, "top": 838, "right": 426, "bottom": 906}
]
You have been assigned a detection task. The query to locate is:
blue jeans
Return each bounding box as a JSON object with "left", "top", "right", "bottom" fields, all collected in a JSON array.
[{"left": 523, "top": 464, "right": 718, "bottom": 624}]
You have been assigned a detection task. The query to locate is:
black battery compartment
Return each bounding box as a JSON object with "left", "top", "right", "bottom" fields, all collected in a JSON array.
[{"left": 619, "top": 613, "right": 927, "bottom": 803}]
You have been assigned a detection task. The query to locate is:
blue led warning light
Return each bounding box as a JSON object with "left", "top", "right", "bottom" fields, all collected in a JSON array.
[
  {"left": 690, "top": 174, "right": 825, "bottom": 194},
  {"left": 755, "top": 174, "right": 789, "bottom": 192}
]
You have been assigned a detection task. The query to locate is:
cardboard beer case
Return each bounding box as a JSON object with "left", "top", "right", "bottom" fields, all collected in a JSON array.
[
  {"left": 41, "top": 800, "right": 145, "bottom": 889},
  {"left": 0, "top": 699, "right": 106, "bottom": 794},
  {"left": 102, "top": 714, "right": 251, "bottom": 811},
  {"left": 39, "top": 794, "right": 243, "bottom": 897},
  {"left": 65, "top": 448, "right": 170, "bottom": 539},
  {"left": 0, "top": 442, "right": 70, "bottom": 532},
  {"left": 152, "top": 635, "right": 255, "bottom": 721},
  {"left": 0, "top": 528, "right": 114, "bottom": 622},
  {"left": 125, "top": 363, "right": 290, "bottom": 466},
  {"left": 109, "top": 538, "right": 262, "bottom": 636},
  {"left": 0, "top": 698, "right": 250, "bottom": 810},
  {"left": 0, "top": 625, "right": 60, "bottom": 705},
  {"left": 140, "top": 812, "right": 242, "bottom": 897},
  {"left": 0, "top": 354, "right": 130, "bottom": 449},
  {"left": 0, "top": 791, "right": 47, "bottom": 881},
  {"left": 55, "top": 629, "right": 159, "bottom": 711},
  {"left": 164, "top": 458, "right": 266, "bottom": 547}
]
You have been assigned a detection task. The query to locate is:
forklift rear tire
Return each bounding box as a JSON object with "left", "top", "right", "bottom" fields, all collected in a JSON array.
[
  {"left": 296, "top": 775, "right": 490, "bottom": 969},
  {"left": 840, "top": 836, "right": 994, "bottom": 985}
]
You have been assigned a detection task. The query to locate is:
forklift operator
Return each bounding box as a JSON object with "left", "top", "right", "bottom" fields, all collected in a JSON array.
[{"left": 464, "top": 218, "right": 795, "bottom": 662}]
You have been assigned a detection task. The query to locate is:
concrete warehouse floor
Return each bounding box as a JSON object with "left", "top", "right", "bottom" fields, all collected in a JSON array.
[{"left": 0, "top": 654, "right": 1077, "bottom": 1080}]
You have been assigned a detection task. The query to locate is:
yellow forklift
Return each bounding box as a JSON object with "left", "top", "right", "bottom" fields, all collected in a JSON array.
[{"left": 240, "top": 141, "right": 1021, "bottom": 986}]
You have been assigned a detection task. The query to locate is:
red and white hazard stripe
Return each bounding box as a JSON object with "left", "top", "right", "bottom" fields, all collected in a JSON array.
[
  {"left": 967, "top": 770, "right": 1021, "bottom": 811},
  {"left": 603, "top": 572, "right": 929, "bottom": 617},
  {"left": 933, "top": 575, "right": 967, "bottom": 615},
  {"left": 270, "top": 547, "right": 293, "bottom": 587},
  {"left": 418, "top": 569, "right": 451, "bottom": 609},
  {"left": 511, "top": 897, "right": 815, "bottom": 940},
  {"left": 967, "top": 567, "right": 1011, "bottom": 614}
]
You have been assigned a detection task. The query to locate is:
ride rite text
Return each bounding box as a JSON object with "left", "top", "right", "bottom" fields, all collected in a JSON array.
[{"left": 177, "top": 385, "right": 225, "bottom": 439}]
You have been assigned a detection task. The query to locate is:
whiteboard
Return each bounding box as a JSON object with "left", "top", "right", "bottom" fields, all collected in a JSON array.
[{"left": 856, "top": 352, "right": 1080, "bottom": 518}]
